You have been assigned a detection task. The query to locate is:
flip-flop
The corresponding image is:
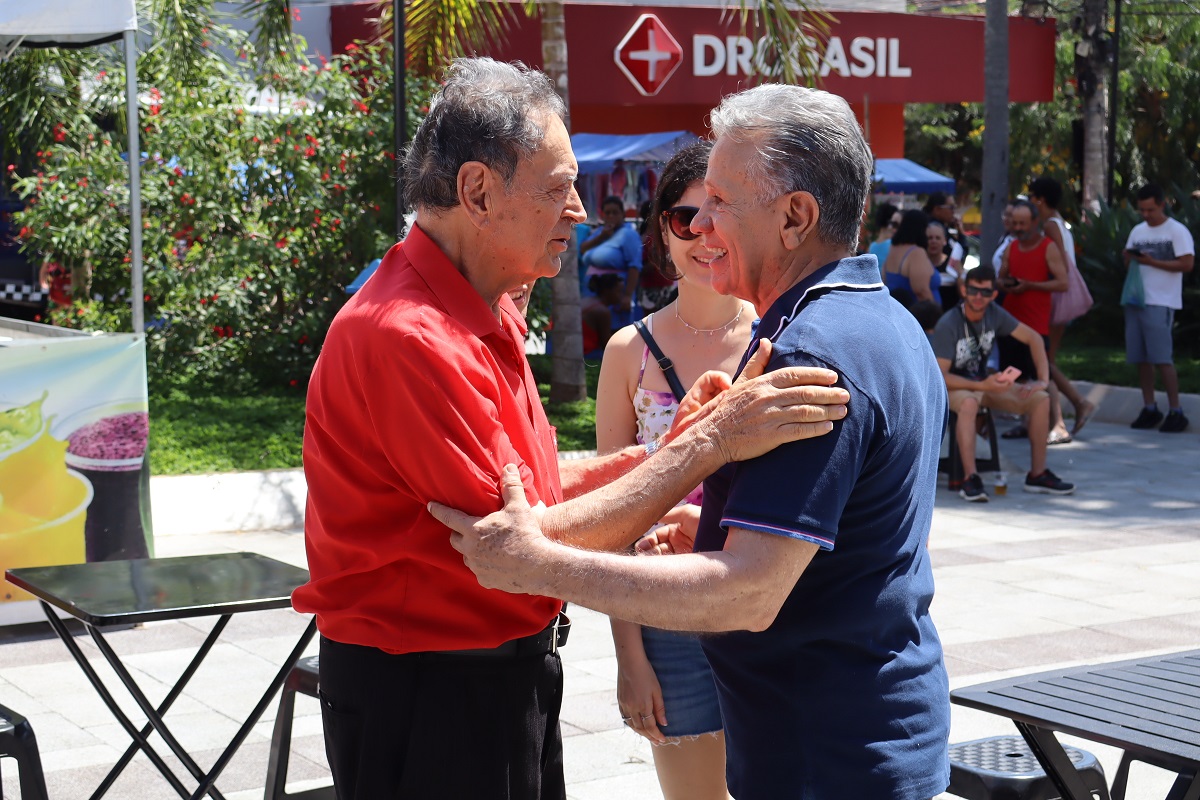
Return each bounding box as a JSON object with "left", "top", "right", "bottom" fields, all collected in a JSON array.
[
  {"left": 1047, "top": 430, "right": 1073, "bottom": 445},
  {"left": 1071, "top": 404, "right": 1096, "bottom": 436},
  {"left": 1001, "top": 426, "right": 1029, "bottom": 440}
]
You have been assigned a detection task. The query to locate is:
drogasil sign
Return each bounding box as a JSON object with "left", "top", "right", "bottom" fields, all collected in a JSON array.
[
  {"left": 614, "top": 15, "right": 912, "bottom": 95},
  {"left": 694, "top": 35, "right": 912, "bottom": 79}
]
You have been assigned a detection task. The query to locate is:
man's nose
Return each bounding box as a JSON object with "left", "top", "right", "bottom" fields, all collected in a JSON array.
[
  {"left": 692, "top": 202, "right": 715, "bottom": 235},
  {"left": 565, "top": 185, "right": 586, "bottom": 223}
]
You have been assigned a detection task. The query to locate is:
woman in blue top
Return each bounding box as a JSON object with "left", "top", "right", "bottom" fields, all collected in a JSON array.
[
  {"left": 580, "top": 195, "right": 642, "bottom": 312},
  {"left": 881, "top": 208, "right": 939, "bottom": 307},
  {"left": 867, "top": 202, "right": 901, "bottom": 276}
]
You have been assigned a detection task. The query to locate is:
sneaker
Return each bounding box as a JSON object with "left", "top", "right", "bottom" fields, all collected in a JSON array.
[
  {"left": 1024, "top": 469, "right": 1075, "bottom": 495},
  {"left": 1131, "top": 407, "right": 1164, "bottom": 429},
  {"left": 959, "top": 473, "right": 989, "bottom": 502},
  {"left": 1160, "top": 410, "right": 1190, "bottom": 433}
]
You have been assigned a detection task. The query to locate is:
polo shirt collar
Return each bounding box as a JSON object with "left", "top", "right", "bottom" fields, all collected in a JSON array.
[
  {"left": 404, "top": 224, "right": 526, "bottom": 339},
  {"left": 757, "top": 255, "right": 884, "bottom": 342}
]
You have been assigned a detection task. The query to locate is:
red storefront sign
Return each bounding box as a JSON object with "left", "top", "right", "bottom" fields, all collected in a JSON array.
[
  {"left": 565, "top": 7, "right": 1056, "bottom": 106},
  {"left": 614, "top": 14, "right": 685, "bottom": 97},
  {"left": 329, "top": 3, "right": 1056, "bottom": 156}
]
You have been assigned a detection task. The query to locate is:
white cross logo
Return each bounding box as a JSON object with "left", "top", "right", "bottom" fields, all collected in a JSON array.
[
  {"left": 614, "top": 14, "right": 684, "bottom": 97},
  {"left": 629, "top": 30, "right": 673, "bottom": 82}
]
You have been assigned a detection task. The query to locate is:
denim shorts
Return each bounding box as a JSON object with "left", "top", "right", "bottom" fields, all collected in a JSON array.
[
  {"left": 640, "top": 626, "right": 723, "bottom": 737},
  {"left": 1125, "top": 304, "right": 1175, "bottom": 364}
]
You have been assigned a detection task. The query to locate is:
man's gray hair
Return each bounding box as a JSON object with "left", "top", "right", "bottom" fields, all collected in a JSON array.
[
  {"left": 404, "top": 57, "right": 566, "bottom": 211},
  {"left": 709, "top": 84, "right": 873, "bottom": 249}
]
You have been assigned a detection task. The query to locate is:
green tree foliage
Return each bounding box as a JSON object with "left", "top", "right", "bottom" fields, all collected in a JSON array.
[
  {"left": 5, "top": 27, "right": 436, "bottom": 391},
  {"left": 906, "top": 5, "right": 1200, "bottom": 211}
]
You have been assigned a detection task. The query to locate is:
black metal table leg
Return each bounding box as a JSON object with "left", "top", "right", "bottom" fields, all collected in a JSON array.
[
  {"left": 187, "top": 617, "right": 318, "bottom": 800},
  {"left": 92, "top": 615, "right": 231, "bottom": 799},
  {"left": 86, "top": 619, "right": 230, "bottom": 800},
  {"left": 36, "top": 602, "right": 193, "bottom": 800},
  {"left": 1166, "top": 771, "right": 1200, "bottom": 800},
  {"left": 1016, "top": 722, "right": 1098, "bottom": 800}
]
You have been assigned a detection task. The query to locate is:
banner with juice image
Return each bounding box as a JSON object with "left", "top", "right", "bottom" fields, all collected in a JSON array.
[{"left": 0, "top": 333, "right": 150, "bottom": 606}]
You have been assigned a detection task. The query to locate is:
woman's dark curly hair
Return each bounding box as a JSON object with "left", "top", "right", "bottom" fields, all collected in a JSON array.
[{"left": 647, "top": 140, "right": 713, "bottom": 282}]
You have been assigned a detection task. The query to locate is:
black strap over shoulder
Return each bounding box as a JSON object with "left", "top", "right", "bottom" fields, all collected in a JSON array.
[{"left": 633, "top": 319, "right": 688, "bottom": 402}]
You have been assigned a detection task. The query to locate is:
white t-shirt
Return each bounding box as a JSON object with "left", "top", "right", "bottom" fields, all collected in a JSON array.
[{"left": 1125, "top": 217, "right": 1195, "bottom": 309}]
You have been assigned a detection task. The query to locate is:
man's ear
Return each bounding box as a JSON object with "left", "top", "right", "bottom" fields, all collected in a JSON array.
[
  {"left": 781, "top": 191, "right": 821, "bottom": 250},
  {"left": 458, "top": 161, "right": 494, "bottom": 229}
]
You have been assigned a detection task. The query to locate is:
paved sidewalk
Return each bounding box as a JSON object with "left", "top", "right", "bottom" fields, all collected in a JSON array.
[{"left": 0, "top": 419, "right": 1196, "bottom": 799}]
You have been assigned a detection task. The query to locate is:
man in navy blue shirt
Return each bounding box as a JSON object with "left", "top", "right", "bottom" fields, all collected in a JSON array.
[{"left": 433, "top": 83, "right": 951, "bottom": 800}]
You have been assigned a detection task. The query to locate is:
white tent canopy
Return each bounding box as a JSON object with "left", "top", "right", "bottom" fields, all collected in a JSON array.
[
  {"left": 0, "top": 0, "right": 144, "bottom": 332},
  {"left": 0, "top": 0, "right": 136, "bottom": 50}
]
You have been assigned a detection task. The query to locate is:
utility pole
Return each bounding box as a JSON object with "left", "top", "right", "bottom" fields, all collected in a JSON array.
[{"left": 980, "top": 0, "right": 1009, "bottom": 268}]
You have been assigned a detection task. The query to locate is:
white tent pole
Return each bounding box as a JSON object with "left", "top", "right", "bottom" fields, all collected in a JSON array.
[{"left": 124, "top": 28, "right": 144, "bottom": 333}]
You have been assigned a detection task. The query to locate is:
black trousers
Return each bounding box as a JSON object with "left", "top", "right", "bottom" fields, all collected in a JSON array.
[{"left": 318, "top": 636, "right": 566, "bottom": 800}]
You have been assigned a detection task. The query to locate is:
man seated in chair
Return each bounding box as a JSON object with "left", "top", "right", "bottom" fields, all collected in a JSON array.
[{"left": 930, "top": 265, "right": 1076, "bottom": 502}]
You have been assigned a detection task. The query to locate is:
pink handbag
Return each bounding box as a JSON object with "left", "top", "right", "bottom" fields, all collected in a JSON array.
[{"left": 1051, "top": 256, "right": 1094, "bottom": 326}]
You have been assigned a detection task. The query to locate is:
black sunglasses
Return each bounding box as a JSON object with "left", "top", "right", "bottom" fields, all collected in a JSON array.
[
  {"left": 661, "top": 206, "right": 700, "bottom": 241},
  {"left": 965, "top": 286, "right": 995, "bottom": 298}
]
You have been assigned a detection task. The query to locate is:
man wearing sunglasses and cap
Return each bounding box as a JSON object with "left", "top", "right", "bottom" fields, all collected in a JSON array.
[
  {"left": 433, "top": 83, "right": 956, "bottom": 800},
  {"left": 929, "top": 264, "right": 1077, "bottom": 502}
]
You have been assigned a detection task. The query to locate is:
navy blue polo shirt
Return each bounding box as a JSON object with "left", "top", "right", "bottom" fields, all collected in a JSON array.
[{"left": 694, "top": 255, "right": 950, "bottom": 800}]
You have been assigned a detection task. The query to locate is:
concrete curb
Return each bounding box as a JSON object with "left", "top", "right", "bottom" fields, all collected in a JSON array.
[
  {"left": 150, "top": 382, "right": 1196, "bottom": 537},
  {"left": 151, "top": 469, "right": 306, "bottom": 536},
  {"left": 1072, "top": 380, "right": 1199, "bottom": 428}
]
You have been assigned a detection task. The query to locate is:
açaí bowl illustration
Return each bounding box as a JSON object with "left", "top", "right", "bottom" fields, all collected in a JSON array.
[
  {"left": 52, "top": 400, "right": 150, "bottom": 562},
  {"left": 55, "top": 400, "right": 150, "bottom": 472}
]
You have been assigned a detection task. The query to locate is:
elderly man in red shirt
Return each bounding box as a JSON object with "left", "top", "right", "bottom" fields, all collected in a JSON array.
[
  {"left": 293, "top": 57, "right": 849, "bottom": 800},
  {"left": 998, "top": 199, "right": 1070, "bottom": 444}
]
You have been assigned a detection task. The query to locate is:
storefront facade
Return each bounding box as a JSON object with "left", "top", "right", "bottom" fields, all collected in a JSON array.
[{"left": 330, "top": 2, "right": 1056, "bottom": 158}]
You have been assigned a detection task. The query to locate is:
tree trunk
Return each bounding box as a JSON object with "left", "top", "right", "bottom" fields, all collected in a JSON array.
[
  {"left": 1078, "top": 0, "right": 1109, "bottom": 212},
  {"left": 980, "top": 0, "right": 1010, "bottom": 268},
  {"left": 541, "top": 1, "right": 587, "bottom": 404}
]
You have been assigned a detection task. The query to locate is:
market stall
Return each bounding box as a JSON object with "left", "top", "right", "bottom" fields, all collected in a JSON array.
[{"left": 570, "top": 130, "right": 698, "bottom": 218}]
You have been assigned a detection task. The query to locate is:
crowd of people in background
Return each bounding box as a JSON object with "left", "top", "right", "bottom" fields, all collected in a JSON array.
[{"left": 571, "top": 168, "right": 1193, "bottom": 511}]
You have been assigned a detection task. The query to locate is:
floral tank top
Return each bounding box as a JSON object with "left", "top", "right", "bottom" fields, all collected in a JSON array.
[{"left": 634, "top": 316, "right": 704, "bottom": 507}]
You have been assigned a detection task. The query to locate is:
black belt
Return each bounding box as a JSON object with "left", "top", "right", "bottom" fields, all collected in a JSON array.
[{"left": 434, "top": 612, "right": 570, "bottom": 659}]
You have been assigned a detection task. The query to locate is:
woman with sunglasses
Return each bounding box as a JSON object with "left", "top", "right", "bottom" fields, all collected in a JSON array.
[{"left": 595, "top": 141, "right": 753, "bottom": 800}]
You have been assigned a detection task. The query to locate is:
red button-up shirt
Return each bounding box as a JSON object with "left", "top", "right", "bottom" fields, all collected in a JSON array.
[{"left": 293, "top": 225, "right": 563, "bottom": 653}]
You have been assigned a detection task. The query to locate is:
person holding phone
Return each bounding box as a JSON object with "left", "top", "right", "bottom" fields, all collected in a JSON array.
[
  {"left": 1122, "top": 183, "right": 1194, "bottom": 433},
  {"left": 929, "top": 265, "right": 1077, "bottom": 502}
]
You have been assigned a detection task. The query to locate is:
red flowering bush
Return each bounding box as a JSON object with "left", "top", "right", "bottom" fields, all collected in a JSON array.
[{"left": 12, "top": 37, "right": 433, "bottom": 391}]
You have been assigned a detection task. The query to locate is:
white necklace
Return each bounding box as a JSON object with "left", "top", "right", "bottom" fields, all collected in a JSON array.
[{"left": 675, "top": 303, "right": 744, "bottom": 336}]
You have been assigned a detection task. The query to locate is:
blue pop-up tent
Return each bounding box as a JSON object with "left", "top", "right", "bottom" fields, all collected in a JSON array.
[
  {"left": 873, "top": 158, "right": 955, "bottom": 195},
  {"left": 570, "top": 131, "right": 699, "bottom": 175}
]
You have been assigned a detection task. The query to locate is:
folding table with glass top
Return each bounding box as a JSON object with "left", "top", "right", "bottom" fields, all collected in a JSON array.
[{"left": 5, "top": 551, "right": 316, "bottom": 800}]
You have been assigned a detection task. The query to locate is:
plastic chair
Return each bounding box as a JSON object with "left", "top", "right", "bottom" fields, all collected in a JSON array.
[
  {"left": 0, "top": 703, "right": 50, "bottom": 800},
  {"left": 264, "top": 655, "right": 333, "bottom": 800},
  {"left": 941, "top": 407, "right": 1001, "bottom": 490},
  {"left": 948, "top": 735, "right": 1110, "bottom": 800}
]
